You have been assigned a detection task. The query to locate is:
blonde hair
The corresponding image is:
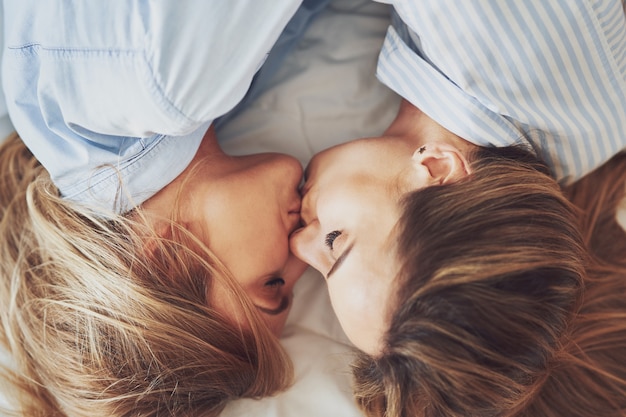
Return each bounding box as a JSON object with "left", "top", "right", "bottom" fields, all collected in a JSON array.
[
  {"left": 0, "top": 132, "right": 293, "bottom": 417},
  {"left": 353, "top": 146, "right": 626, "bottom": 417}
]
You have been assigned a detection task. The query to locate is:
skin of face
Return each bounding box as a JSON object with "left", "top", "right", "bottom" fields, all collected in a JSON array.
[
  {"left": 290, "top": 101, "right": 474, "bottom": 354},
  {"left": 143, "top": 127, "right": 307, "bottom": 336}
]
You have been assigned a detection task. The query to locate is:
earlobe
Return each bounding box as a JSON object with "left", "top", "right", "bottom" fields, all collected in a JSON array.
[
  {"left": 139, "top": 218, "right": 174, "bottom": 259},
  {"left": 412, "top": 143, "right": 471, "bottom": 185}
]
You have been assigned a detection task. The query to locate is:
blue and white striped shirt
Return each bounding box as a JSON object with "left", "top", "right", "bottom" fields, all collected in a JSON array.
[{"left": 376, "top": 0, "right": 626, "bottom": 183}]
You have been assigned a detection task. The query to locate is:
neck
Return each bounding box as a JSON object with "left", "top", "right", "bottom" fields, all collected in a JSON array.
[
  {"left": 196, "top": 125, "right": 224, "bottom": 158},
  {"left": 384, "top": 99, "right": 476, "bottom": 155},
  {"left": 140, "top": 124, "right": 223, "bottom": 223},
  {"left": 383, "top": 100, "right": 424, "bottom": 143}
]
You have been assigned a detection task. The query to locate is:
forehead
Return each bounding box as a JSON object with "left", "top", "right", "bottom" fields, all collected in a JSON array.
[
  {"left": 310, "top": 137, "right": 415, "bottom": 204},
  {"left": 319, "top": 136, "right": 402, "bottom": 166}
]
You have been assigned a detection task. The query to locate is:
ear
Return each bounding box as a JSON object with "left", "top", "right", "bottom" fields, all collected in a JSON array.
[
  {"left": 412, "top": 143, "right": 471, "bottom": 185},
  {"left": 142, "top": 221, "right": 173, "bottom": 258},
  {"left": 130, "top": 209, "right": 176, "bottom": 260}
]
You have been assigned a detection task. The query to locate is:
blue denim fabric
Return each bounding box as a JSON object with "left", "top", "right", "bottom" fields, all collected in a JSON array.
[{"left": 2, "top": 0, "right": 328, "bottom": 214}]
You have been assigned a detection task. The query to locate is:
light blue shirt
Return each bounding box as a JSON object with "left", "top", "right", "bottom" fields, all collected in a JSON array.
[
  {"left": 2, "top": 0, "right": 303, "bottom": 214},
  {"left": 376, "top": 0, "right": 626, "bottom": 184}
]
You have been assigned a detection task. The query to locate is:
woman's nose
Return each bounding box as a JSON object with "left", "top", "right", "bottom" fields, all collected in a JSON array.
[
  {"left": 289, "top": 220, "right": 326, "bottom": 275},
  {"left": 269, "top": 154, "right": 303, "bottom": 190}
]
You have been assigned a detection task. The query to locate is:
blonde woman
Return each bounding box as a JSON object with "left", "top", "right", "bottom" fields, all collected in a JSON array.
[
  {"left": 0, "top": 130, "right": 304, "bottom": 417},
  {"left": 291, "top": 1, "right": 626, "bottom": 416},
  {"left": 0, "top": 0, "right": 330, "bottom": 416}
]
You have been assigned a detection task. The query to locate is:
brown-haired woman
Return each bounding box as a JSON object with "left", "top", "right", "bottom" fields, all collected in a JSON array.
[
  {"left": 356, "top": 147, "right": 626, "bottom": 417},
  {"left": 292, "top": 100, "right": 626, "bottom": 416},
  {"left": 290, "top": 1, "right": 626, "bottom": 414}
]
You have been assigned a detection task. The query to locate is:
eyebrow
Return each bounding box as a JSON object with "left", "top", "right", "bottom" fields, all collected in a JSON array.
[
  {"left": 327, "top": 242, "right": 354, "bottom": 279},
  {"left": 256, "top": 296, "right": 290, "bottom": 316}
]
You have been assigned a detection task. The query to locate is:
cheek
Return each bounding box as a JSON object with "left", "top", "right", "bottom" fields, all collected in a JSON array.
[
  {"left": 244, "top": 206, "right": 288, "bottom": 255},
  {"left": 326, "top": 269, "right": 390, "bottom": 354},
  {"left": 228, "top": 181, "right": 284, "bottom": 241},
  {"left": 202, "top": 200, "right": 290, "bottom": 284},
  {"left": 263, "top": 308, "right": 292, "bottom": 337},
  {"left": 282, "top": 254, "right": 309, "bottom": 286},
  {"left": 235, "top": 220, "right": 291, "bottom": 279},
  {"left": 327, "top": 278, "right": 366, "bottom": 333}
]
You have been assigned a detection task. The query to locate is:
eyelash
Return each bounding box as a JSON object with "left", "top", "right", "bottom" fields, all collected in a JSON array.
[
  {"left": 324, "top": 230, "right": 342, "bottom": 250},
  {"left": 265, "top": 277, "right": 285, "bottom": 288}
]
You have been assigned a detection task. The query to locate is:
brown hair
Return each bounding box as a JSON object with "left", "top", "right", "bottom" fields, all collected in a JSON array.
[
  {"left": 353, "top": 145, "right": 626, "bottom": 417},
  {"left": 0, "top": 132, "right": 293, "bottom": 416}
]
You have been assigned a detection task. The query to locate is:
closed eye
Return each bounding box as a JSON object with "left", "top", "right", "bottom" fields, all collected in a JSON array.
[
  {"left": 264, "top": 277, "right": 285, "bottom": 288},
  {"left": 324, "top": 230, "right": 342, "bottom": 250},
  {"left": 256, "top": 296, "right": 290, "bottom": 316}
]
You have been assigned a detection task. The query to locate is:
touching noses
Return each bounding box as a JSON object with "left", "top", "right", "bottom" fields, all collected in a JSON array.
[{"left": 289, "top": 220, "right": 325, "bottom": 274}]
